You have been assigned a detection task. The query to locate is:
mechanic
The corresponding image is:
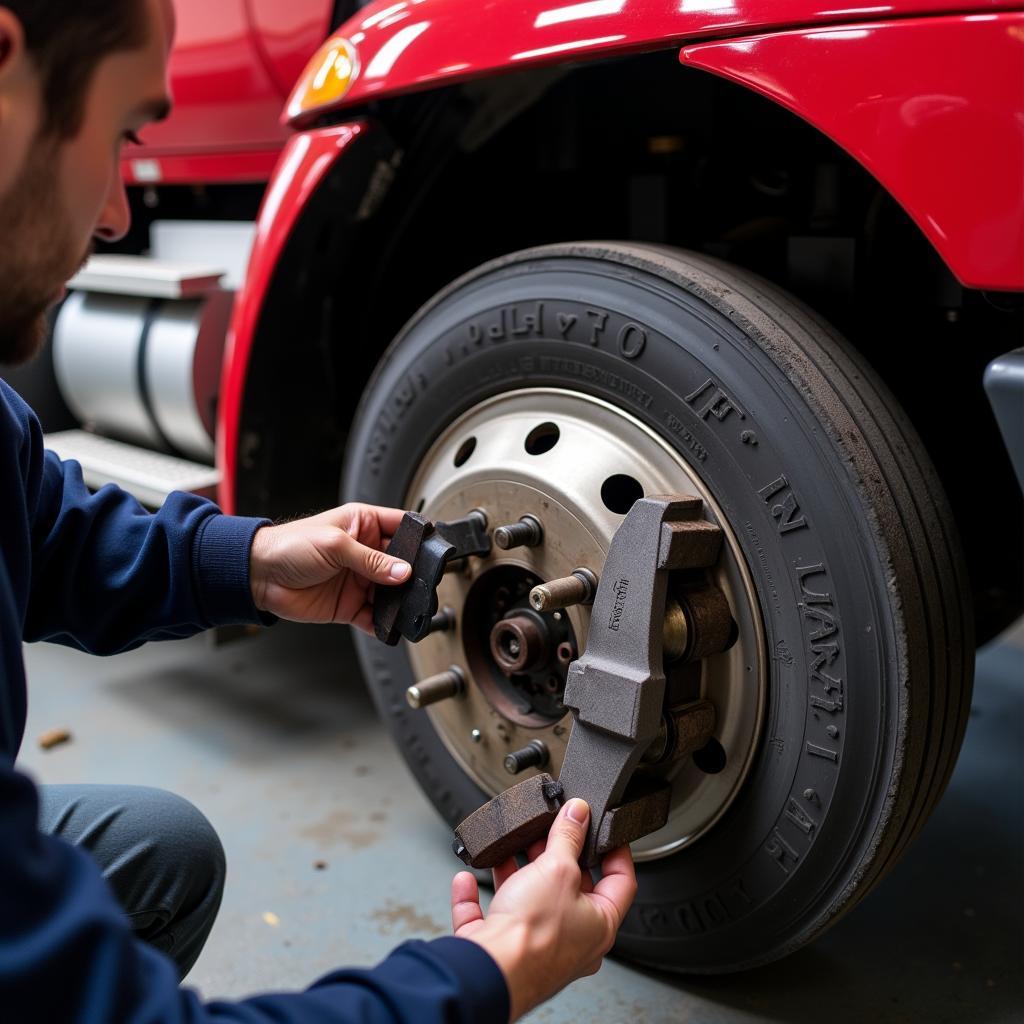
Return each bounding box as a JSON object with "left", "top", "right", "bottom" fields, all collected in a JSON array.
[{"left": 0, "top": 1, "right": 637, "bottom": 1021}]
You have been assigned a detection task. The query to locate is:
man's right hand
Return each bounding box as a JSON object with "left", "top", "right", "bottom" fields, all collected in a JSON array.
[{"left": 449, "top": 798, "right": 637, "bottom": 1022}]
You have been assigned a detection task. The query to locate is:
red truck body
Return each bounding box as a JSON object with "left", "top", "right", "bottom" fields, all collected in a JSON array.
[
  {"left": 121, "top": 0, "right": 334, "bottom": 184},
  {"left": 112, "top": 0, "right": 1023, "bottom": 518}
]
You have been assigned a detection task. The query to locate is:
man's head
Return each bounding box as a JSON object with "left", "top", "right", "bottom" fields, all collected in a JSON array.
[{"left": 0, "top": 0, "right": 174, "bottom": 365}]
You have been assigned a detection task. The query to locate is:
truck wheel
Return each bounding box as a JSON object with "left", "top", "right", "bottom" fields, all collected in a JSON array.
[{"left": 342, "top": 243, "right": 972, "bottom": 972}]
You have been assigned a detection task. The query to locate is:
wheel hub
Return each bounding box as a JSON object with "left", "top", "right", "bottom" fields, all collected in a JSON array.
[{"left": 464, "top": 565, "right": 577, "bottom": 725}]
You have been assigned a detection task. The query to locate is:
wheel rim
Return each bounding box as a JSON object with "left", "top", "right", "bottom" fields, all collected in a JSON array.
[{"left": 404, "top": 388, "right": 767, "bottom": 860}]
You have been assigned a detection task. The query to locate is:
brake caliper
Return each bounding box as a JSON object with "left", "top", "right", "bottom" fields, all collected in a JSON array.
[
  {"left": 376, "top": 496, "right": 729, "bottom": 867},
  {"left": 454, "top": 495, "right": 723, "bottom": 867}
]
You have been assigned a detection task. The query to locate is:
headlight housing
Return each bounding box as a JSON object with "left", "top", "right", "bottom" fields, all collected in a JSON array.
[{"left": 286, "top": 37, "right": 360, "bottom": 125}]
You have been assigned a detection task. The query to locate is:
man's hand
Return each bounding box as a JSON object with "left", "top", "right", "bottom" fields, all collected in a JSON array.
[
  {"left": 450, "top": 799, "right": 637, "bottom": 1022},
  {"left": 249, "top": 504, "right": 411, "bottom": 633}
]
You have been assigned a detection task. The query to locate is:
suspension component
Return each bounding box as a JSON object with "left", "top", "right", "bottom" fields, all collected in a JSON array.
[
  {"left": 494, "top": 515, "right": 544, "bottom": 550},
  {"left": 503, "top": 740, "right": 549, "bottom": 775},
  {"left": 406, "top": 666, "right": 466, "bottom": 709},
  {"left": 529, "top": 568, "right": 598, "bottom": 612}
]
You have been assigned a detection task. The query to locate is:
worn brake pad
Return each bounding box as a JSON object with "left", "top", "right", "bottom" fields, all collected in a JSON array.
[
  {"left": 453, "top": 774, "right": 565, "bottom": 868},
  {"left": 373, "top": 513, "right": 455, "bottom": 645}
]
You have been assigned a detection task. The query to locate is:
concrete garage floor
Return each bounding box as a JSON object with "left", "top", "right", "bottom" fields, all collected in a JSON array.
[{"left": 18, "top": 620, "right": 1024, "bottom": 1024}]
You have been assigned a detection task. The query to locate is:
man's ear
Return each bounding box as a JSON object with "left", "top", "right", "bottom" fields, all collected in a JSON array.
[
  {"left": 0, "top": 8, "right": 42, "bottom": 197},
  {"left": 0, "top": 9, "right": 26, "bottom": 78}
]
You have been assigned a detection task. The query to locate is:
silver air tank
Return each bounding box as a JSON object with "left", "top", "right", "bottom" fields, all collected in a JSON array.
[{"left": 52, "top": 258, "right": 232, "bottom": 463}]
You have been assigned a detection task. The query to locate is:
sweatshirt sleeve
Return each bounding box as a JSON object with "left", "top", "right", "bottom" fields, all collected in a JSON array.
[
  {"left": 1, "top": 764, "right": 510, "bottom": 1024},
  {"left": 20, "top": 413, "right": 270, "bottom": 654}
]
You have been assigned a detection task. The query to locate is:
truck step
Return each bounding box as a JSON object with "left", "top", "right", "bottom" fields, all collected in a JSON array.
[
  {"left": 44, "top": 429, "right": 220, "bottom": 508},
  {"left": 67, "top": 254, "right": 225, "bottom": 300}
]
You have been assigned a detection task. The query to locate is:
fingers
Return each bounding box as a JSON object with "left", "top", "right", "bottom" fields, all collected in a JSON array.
[
  {"left": 350, "top": 605, "right": 375, "bottom": 635},
  {"left": 329, "top": 503, "right": 408, "bottom": 538},
  {"left": 525, "top": 837, "right": 546, "bottom": 862},
  {"left": 337, "top": 530, "right": 411, "bottom": 586},
  {"left": 320, "top": 505, "right": 413, "bottom": 584},
  {"left": 451, "top": 872, "right": 484, "bottom": 934},
  {"left": 363, "top": 504, "right": 409, "bottom": 536},
  {"left": 580, "top": 866, "right": 595, "bottom": 895},
  {"left": 545, "top": 798, "right": 590, "bottom": 863},
  {"left": 492, "top": 857, "right": 518, "bottom": 890},
  {"left": 592, "top": 845, "right": 638, "bottom": 928}
]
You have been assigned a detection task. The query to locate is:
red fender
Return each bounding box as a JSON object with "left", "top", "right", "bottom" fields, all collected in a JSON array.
[
  {"left": 223, "top": 4, "right": 1022, "bottom": 507},
  {"left": 682, "top": 13, "right": 1024, "bottom": 292},
  {"left": 285, "top": 1, "right": 1024, "bottom": 290},
  {"left": 287, "top": 0, "right": 1020, "bottom": 120},
  {"left": 217, "top": 123, "right": 365, "bottom": 513}
]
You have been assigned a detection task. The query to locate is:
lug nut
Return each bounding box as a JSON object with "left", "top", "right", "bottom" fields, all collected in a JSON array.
[
  {"left": 503, "top": 740, "right": 549, "bottom": 775},
  {"left": 529, "top": 568, "right": 598, "bottom": 612},
  {"left": 494, "top": 515, "right": 543, "bottom": 550},
  {"left": 406, "top": 666, "right": 466, "bottom": 709}
]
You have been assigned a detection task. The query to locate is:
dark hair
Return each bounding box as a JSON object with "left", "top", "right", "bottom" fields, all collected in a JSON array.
[{"left": 6, "top": 0, "right": 147, "bottom": 136}]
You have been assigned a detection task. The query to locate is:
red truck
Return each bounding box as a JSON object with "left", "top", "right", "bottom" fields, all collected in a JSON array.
[{"left": 12, "top": 0, "right": 1023, "bottom": 974}]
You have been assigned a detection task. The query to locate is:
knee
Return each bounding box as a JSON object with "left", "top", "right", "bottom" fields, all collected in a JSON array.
[{"left": 135, "top": 788, "right": 226, "bottom": 898}]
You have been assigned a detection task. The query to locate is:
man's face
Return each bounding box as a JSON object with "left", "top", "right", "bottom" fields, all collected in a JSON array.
[{"left": 0, "top": 0, "right": 174, "bottom": 365}]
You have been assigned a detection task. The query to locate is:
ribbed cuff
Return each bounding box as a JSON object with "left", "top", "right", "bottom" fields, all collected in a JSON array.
[
  {"left": 309, "top": 936, "right": 510, "bottom": 1024},
  {"left": 419, "top": 937, "right": 511, "bottom": 1022},
  {"left": 192, "top": 513, "right": 274, "bottom": 627}
]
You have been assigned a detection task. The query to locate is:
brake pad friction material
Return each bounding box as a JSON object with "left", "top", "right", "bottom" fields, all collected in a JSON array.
[
  {"left": 453, "top": 773, "right": 565, "bottom": 869},
  {"left": 373, "top": 513, "right": 455, "bottom": 646},
  {"left": 595, "top": 782, "right": 671, "bottom": 853}
]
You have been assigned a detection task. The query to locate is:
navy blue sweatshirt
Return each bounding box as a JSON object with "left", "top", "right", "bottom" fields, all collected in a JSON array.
[{"left": 0, "top": 380, "right": 509, "bottom": 1024}]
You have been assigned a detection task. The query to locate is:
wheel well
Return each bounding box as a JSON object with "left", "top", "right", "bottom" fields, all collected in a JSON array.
[{"left": 244, "top": 48, "right": 1023, "bottom": 639}]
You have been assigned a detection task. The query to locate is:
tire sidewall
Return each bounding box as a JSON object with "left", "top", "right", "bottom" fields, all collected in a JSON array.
[{"left": 344, "top": 251, "right": 901, "bottom": 971}]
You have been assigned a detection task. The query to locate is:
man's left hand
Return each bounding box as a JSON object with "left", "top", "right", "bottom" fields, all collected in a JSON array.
[{"left": 249, "top": 504, "right": 412, "bottom": 633}]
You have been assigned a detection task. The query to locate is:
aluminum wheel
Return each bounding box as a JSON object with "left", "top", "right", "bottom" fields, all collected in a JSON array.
[{"left": 404, "top": 387, "right": 766, "bottom": 860}]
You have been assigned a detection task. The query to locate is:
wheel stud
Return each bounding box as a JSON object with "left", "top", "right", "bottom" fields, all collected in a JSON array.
[
  {"left": 529, "top": 568, "right": 598, "bottom": 612},
  {"left": 494, "top": 515, "right": 543, "bottom": 550},
  {"left": 504, "top": 740, "right": 549, "bottom": 775},
  {"left": 427, "top": 606, "right": 456, "bottom": 635},
  {"left": 406, "top": 666, "right": 466, "bottom": 709}
]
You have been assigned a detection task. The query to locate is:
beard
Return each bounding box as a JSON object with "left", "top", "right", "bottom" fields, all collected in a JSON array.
[{"left": 0, "top": 136, "right": 91, "bottom": 367}]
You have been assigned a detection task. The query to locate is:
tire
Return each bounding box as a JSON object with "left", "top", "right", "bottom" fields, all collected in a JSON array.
[{"left": 342, "top": 242, "right": 972, "bottom": 972}]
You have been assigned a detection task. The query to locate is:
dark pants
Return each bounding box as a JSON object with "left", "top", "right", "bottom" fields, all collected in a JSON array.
[{"left": 38, "top": 785, "right": 226, "bottom": 980}]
